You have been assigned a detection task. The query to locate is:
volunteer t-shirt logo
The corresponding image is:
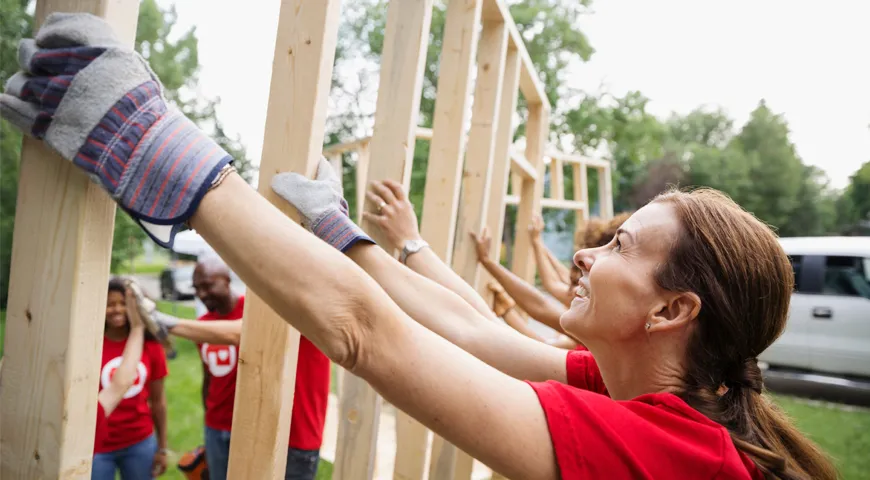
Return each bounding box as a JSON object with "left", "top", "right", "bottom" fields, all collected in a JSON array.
[
  {"left": 101, "top": 357, "right": 148, "bottom": 399},
  {"left": 201, "top": 343, "right": 237, "bottom": 377}
]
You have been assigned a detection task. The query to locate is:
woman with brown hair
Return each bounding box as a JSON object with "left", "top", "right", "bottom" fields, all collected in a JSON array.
[{"left": 4, "top": 15, "right": 836, "bottom": 478}]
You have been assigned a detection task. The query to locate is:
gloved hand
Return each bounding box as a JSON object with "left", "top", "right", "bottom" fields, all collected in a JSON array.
[
  {"left": 0, "top": 13, "right": 232, "bottom": 249},
  {"left": 125, "top": 278, "right": 178, "bottom": 347},
  {"left": 271, "top": 157, "right": 375, "bottom": 253}
]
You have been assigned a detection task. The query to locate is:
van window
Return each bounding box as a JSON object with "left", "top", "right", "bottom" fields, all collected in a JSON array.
[
  {"left": 823, "top": 256, "right": 870, "bottom": 299},
  {"left": 789, "top": 255, "right": 803, "bottom": 292}
]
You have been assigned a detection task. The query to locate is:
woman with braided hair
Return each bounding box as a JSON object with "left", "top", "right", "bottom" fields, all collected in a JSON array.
[{"left": 3, "top": 14, "right": 836, "bottom": 479}]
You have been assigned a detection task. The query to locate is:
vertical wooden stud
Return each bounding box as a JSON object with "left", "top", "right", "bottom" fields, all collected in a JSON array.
[
  {"left": 227, "top": 1, "right": 342, "bottom": 478},
  {"left": 339, "top": 0, "right": 434, "bottom": 478},
  {"left": 0, "top": 1, "right": 138, "bottom": 478}
]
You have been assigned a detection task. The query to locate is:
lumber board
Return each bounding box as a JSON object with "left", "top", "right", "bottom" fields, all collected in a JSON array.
[
  {"left": 343, "top": 0, "right": 434, "bottom": 479},
  {"left": 573, "top": 164, "right": 589, "bottom": 243},
  {"left": 475, "top": 46, "right": 520, "bottom": 310},
  {"left": 0, "top": 1, "right": 137, "bottom": 478},
  {"left": 355, "top": 143, "right": 371, "bottom": 223},
  {"left": 600, "top": 165, "right": 614, "bottom": 219},
  {"left": 509, "top": 150, "right": 537, "bottom": 180},
  {"left": 419, "top": 0, "right": 483, "bottom": 267},
  {"left": 551, "top": 157, "right": 565, "bottom": 200},
  {"left": 397, "top": 1, "right": 483, "bottom": 478},
  {"left": 510, "top": 105, "right": 549, "bottom": 283},
  {"left": 481, "top": 0, "right": 548, "bottom": 106},
  {"left": 227, "top": 1, "right": 341, "bottom": 478},
  {"left": 546, "top": 151, "right": 609, "bottom": 169},
  {"left": 433, "top": 19, "right": 509, "bottom": 480}
]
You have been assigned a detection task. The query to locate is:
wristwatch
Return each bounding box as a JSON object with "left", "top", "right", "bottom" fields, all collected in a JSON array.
[{"left": 401, "top": 239, "right": 430, "bottom": 264}]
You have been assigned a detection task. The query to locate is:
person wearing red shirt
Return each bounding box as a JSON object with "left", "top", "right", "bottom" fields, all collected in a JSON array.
[
  {"left": 95, "top": 284, "right": 147, "bottom": 452},
  {"left": 9, "top": 31, "right": 838, "bottom": 480},
  {"left": 153, "top": 256, "right": 330, "bottom": 480},
  {"left": 93, "top": 278, "right": 169, "bottom": 480}
]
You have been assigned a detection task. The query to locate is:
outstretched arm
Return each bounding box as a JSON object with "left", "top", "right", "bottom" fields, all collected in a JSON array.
[
  {"left": 470, "top": 229, "right": 568, "bottom": 335},
  {"left": 155, "top": 314, "right": 242, "bottom": 346},
  {"left": 189, "top": 173, "right": 560, "bottom": 479},
  {"left": 528, "top": 215, "right": 573, "bottom": 306},
  {"left": 361, "top": 179, "right": 497, "bottom": 321}
]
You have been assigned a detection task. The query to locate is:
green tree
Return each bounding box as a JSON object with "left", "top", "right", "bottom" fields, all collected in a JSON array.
[
  {"left": 838, "top": 160, "right": 870, "bottom": 232},
  {"left": 729, "top": 101, "right": 804, "bottom": 230}
]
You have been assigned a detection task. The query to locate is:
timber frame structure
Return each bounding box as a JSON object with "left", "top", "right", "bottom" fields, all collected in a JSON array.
[{"left": 0, "top": 0, "right": 612, "bottom": 479}]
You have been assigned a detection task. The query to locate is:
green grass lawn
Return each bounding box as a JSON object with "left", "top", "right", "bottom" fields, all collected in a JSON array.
[{"left": 0, "top": 306, "right": 868, "bottom": 479}]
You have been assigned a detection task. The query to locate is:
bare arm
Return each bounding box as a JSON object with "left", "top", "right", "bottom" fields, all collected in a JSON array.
[
  {"left": 361, "top": 179, "right": 496, "bottom": 321},
  {"left": 470, "top": 229, "right": 567, "bottom": 335},
  {"left": 529, "top": 216, "right": 572, "bottom": 306},
  {"left": 188, "top": 174, "right": 561, "bottom": 479},
  {"left": 98, "top": 289, "right": 146, "bottom": 416},
  {"left": 165, "top": 319, "right": 242, "bottom": 346},
  {"left": 546, "top": 246, "right": 572, "bottom": 284}
]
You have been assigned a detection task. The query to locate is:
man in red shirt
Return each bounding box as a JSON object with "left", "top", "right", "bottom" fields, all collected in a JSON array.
[{"left": 153, "top": 256, "right": 330, "bottom": 480}]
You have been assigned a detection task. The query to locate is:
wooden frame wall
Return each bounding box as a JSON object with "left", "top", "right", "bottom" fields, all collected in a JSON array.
[{"left": 2, "top": 0, "right": 613, "bottom": 478}]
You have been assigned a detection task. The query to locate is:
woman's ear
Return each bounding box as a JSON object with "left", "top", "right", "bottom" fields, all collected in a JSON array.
[{"left": 647, "top": 292, "right": 701, "bottom": 332}]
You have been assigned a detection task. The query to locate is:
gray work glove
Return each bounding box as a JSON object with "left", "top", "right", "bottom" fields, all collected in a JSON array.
[{"left": 271, "top": 157, "right": 375, "bottom": 253}]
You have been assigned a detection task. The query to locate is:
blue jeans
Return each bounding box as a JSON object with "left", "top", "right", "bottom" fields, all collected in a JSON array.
[
  {"left": 204, "top": 426, "right": 319, "bottom": 480},
  {"left": 91, "top": 433, "right": 157, "bottom": 480}
]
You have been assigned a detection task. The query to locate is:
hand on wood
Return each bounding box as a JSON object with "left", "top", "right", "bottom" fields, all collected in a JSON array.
[
  {"left": 469, "top": 227, "right": 492, "bottom": 263},
  {"left": 528, "top": 214, "right": 544, "bottom": 241},
  {"left": 361, "top": 179, "right": 421, "bottom": 251}
]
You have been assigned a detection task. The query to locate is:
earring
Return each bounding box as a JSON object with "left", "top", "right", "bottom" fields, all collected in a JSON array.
[{"left": 645, "top": 323, "right": 651, "bottom": 330}]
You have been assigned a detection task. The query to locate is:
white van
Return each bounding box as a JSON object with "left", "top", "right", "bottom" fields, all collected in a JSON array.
[{"left": 759, "top": 237, "right": 870, "bottom": 378}]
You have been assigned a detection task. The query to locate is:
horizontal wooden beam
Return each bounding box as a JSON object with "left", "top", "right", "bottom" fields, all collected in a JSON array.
[
  {"left": 545, "top": 152, "right": 610, "bottom": 169},
  {"left": 416, "top": 126, "right": 433, "bottom": 141},
  {"left": 509, "top": 151, "right": 537, "bottom": 180},
  {"left": 503, "top": 196, "right": 585, "bottom": 211},
  {"left": 322, "top": 127, "right": 433, "bottom": 156}
]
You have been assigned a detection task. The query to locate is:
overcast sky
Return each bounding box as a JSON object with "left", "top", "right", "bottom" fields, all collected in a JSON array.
[{"left": 169, "top": 0, "right": 870, "bottom": 189}]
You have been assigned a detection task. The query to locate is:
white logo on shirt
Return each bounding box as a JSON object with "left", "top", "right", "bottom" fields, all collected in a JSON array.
[
  {"left": 200, "top": 343, "right": 237, "bottom": 377},
  {"left": 100, "top": 357, "right": 148, "bottom": 399}
]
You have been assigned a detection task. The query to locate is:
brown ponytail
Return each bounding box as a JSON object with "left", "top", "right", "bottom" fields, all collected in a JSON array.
[{"left": 652, "top": 189, "right": 838, "bottom": 480}]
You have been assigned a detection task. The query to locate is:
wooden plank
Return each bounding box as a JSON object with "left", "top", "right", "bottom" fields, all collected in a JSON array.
[
  {"left": 509, "top": 150, "right": 537, "bottom": 180},
  {"left": 415, "top": 126, "right": 434, "bottom": 140},
  {"left": 324, "top": 136, "right": 373, "bottom": 156},
  {"left": 541, "top": 198, "right": 585, "bottom": 210},
  {"left": 227, "top": 2, "right": 341, "bottom": 478},
  {"left": 475, "top": 46, "right": 520, "bottom": 305},
  {"left": 0, "top": 2, "right": 136, "bottom": 478},
  {"left": 547, "top": 151, "right": 609, "bottom": 169},
  {"left": 481, "top": 0, "right": 547, "bottom": 106},
  {"left": 396, "top": 1, "right": 483, "bottom": 478},
  {"left": 510, "top": 173, "right": 523, "bottom": 196},
  {"left": 599, "top": 165, "right": 614, "bottom": 219},
  {"left": 431, "top": 19, "right": 509, "bottom": 480},
  {"left": 504, "top": 194, "right": 520, "bottom": 206},
  {"left": 419, "top": 0, "right": 483, "bottom": 267},
  {"left": 355, "top": 143, "right": 370, "bottom": 223},
  {"left": 341, "top": 1, "right": 434, "bottom": 479},
  {"left": 551, "top": 156, "right": 565, "bottom": 200},
  {"left": 572, "top": 164, "right": 589, "bottom": 244},
  {"left": 510, "top": 104, "right": 549, "bottom": 283}
]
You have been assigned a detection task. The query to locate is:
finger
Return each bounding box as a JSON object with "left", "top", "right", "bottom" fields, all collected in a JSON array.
[
  {"left": 370, "top": 180, "right": 398, "bottom": 205},
  {"left": 469, "top": 231, "right": 479, "bottom": 242},
  {"left": 17, "top": 39, "right": 37, "bottom": 73},
  {"left": 0, "top": 94, "right": 38, "bottom": 136},
  {"left": 382, "top": 178, "right": 406, "bottom": 202},
  {"left": 365, "top": 191, "right": 387, "bottom": 210},
  {"left": 29, "top": 45, "right": 106, "bottom": 76},
  {"left": 361, "top": 211, "right": 384, "bottom": 224}
]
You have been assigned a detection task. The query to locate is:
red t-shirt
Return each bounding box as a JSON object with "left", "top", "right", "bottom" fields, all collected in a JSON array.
[
  {"left": 95, "top": 337, "right": 168, "bottom": 453},
  {"left": 198, "top": 296, "right": 331, "bottom": 450},
  {"left": 527, "top": 350, "right": 763, "bottom": 479},
  {"left": 95, "top": 402, "right": 108, "bottom": 450}
]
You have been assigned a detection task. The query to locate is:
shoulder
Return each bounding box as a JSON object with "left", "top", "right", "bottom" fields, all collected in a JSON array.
[
  {"left": 526, "top": 383, "right": 753, "bottom": 479},
  {"left": 564, "top": 349, "right": 607, "bottom": 394}
]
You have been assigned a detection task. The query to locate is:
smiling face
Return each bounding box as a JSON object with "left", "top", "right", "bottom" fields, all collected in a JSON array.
[
  {"left": 105, "top": 290, "right": 128, "bottom": 329},
  {"left": 561, "top": 202, "right": 682, "bottom": 344}
]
